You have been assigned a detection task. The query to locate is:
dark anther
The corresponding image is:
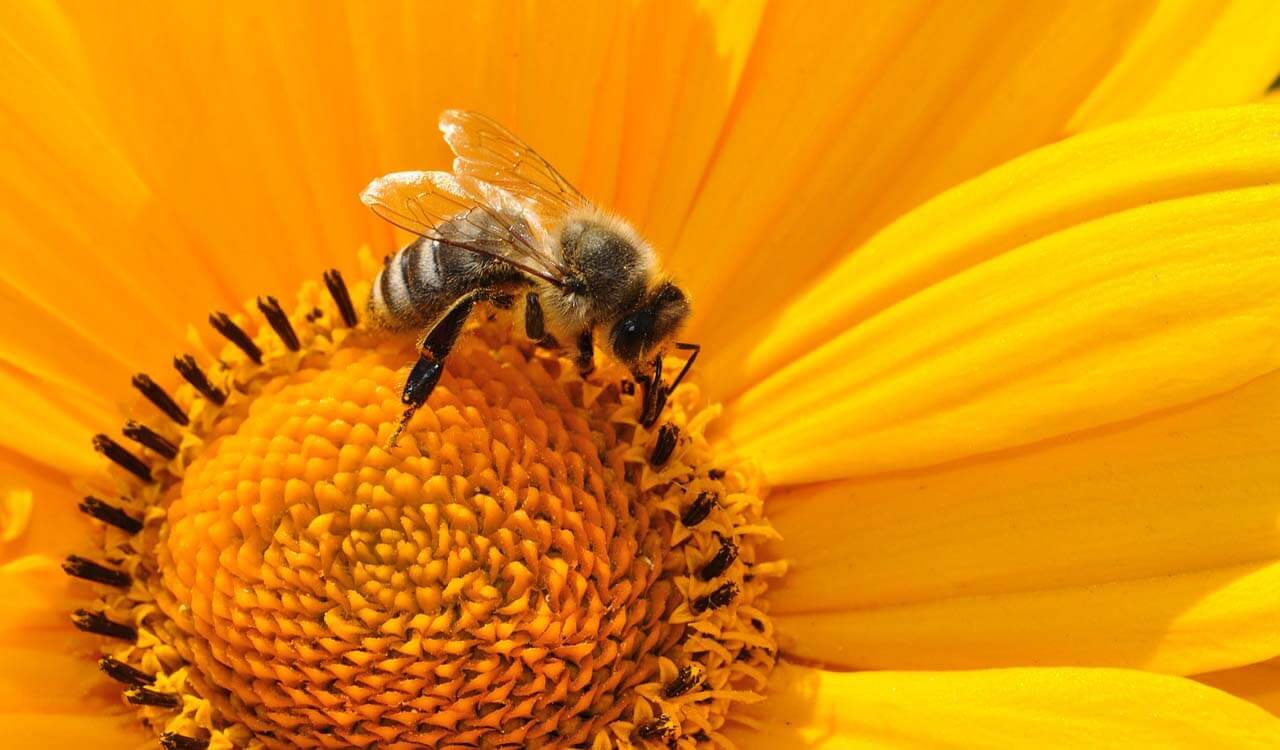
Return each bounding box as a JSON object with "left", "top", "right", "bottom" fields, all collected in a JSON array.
[
  {"left": 690, "top": 731, "right": 710, "bottom": 743},
  {"left": 208, "top": 311, "right": 263, "bottom": 364},
  {"left": 125, "top": 687, "right": 182, "bottom": 709},
  {"left": 662, "top": 665, "right": 703, "bottom": 698},
  {"left": 698, "top": 533, "right": 739, "bottom": 581},
  {"left": 257, "top": 294, "right": 302, "bottom": 350},
  {"left": 91, "top": 435, "right": 152, "bottom": 482},
  {"left": 99, "top": 656, "right": 152, "bottom": 687},
  {"left": 173, "top": 355, "right": 226, "bottom": 406},
  {"left": 323, "top": 269, "right": 358, "bottom": 327},
  {"left": 620, "top": 379, "right": 635, "bottom": 396},
  {"left": 681, "top": 491, "right": 716, "bottom": 528},
  {"left": 649, "top": 424, "right": 679, "bottom": 468},
  {"left": 257, "top": 295, "right": 300, "bottom": 351},
  {"left": 691, "top": 582, "right": 738, "bottom": 614},
  {"left": 78, "top": 496, "right": 143, "bottom": 534},
  {"left": 751, "top": 617, "right": 766, "bottom": 632},
  {"left": 122, "top": 420, "right": 179, "bottom": 460},
  {"left": 71, "top": 609, "right": 136, "bottom": 641},
  {"left": 633, "top": 714, "right": 676, "bottom": 742},
  {"left": 63, "top": 555, "right": 131, "bottom": 588},
  {"left": 708, "top": 468, "right": 726, "bottom": 480},
  {"left": 130, "top": 373, "right": 188, "bottom": 426},
  {"left": 161, "top": 734, "right": 210, "bottom": 750}
]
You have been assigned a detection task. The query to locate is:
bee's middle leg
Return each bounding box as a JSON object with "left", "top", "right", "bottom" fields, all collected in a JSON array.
[{"left": 524, "top": 291, "right": 560, "bottom": 349}]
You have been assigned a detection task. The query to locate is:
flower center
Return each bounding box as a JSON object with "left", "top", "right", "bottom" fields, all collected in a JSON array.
[{"left": 69, "top": 261, "right": 782, "bottom": 749}]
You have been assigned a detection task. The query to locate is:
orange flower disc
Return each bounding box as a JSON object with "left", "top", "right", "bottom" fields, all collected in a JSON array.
[{"left": 77, "top": 269, "right": 781, "bottom": 750}]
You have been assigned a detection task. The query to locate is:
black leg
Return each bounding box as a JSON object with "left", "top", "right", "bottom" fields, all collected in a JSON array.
[
  {"left": 387, "top": 293, "right": 480, "bottom": 448},
  {"left": 638, "top": 354, "right": 665, "bottom": 428},
  {"left": 637, "top": 342, "right": 699, "bottom": 428},
  {"left": 576, "top": 328, "right": 595, "bottom": 376},
  {"left": 524, "top": 292, "right": 545, "bottom": 341}
]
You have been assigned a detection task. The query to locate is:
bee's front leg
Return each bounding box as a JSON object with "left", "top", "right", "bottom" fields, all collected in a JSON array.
[
  {"left": 575, "top": 328, "right": 595, "bottom": 377},
  {"left": 636, "top": 354, "right": 665, "bottom": 428}
]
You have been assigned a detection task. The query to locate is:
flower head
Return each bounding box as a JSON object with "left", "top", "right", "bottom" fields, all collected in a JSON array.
[{"left": 4, "top": 1, "right": 1280, "bottom": 748}]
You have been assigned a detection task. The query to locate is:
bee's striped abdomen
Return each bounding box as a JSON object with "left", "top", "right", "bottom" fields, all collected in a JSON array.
[{"left": 369, "top": 238, "right": 447, "bottom": 330}]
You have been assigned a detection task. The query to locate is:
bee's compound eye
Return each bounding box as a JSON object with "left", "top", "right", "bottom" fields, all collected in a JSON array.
[{"left": 610, "top": 312, "right": 653, "bottom": 364}]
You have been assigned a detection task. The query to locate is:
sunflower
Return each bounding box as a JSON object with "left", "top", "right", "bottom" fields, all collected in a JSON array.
[{"left": 5, "top": 0, "right": 1280, "bottom": 747}]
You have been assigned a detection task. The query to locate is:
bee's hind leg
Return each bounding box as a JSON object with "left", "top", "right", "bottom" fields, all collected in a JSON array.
[{"left": 386, "top": 293, "right": 482, "bottom": 449}]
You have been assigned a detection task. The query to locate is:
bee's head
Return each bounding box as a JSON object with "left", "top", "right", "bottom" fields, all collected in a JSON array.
[{"left": 608, "top": 281, "right": 690, "bottom": 370}]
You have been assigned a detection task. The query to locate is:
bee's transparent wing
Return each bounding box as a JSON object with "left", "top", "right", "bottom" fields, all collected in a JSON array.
[
  {"left": 440, "top": 110, "right": 588, "bottom": 223},
  {"left": 360, "top": 170, "right": 571, "bottom": 287}
]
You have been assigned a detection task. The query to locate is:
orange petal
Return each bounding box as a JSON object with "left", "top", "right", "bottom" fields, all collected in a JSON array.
[
  {"left": 764, "top": 368, "right": 1280, "bottom": 676},
  {"left": 720, "top": 105, "right": 1280, "bottom": 484},
  {"left": 0, "top": 452, "right": 96, "bottom": 565},
  {"left": 6, "top": 713, "right": 148, "bottom": 750},
  {"left": 1197, "top": 658, "right": 1280, "bottom": 717},
  {"left": 1070, "top": 0, "right": 1280, "bottom": 131},
  {"left": 0, "top": 647, "right": 120, "bottom": 714},
  {"left": 672, "top": 1, "right": 1160, "bottom": 350},
  {"left": 0, "top": 555, "right": 97, "bottom": 652},
  {"left": 729, "top": 661, "right": 1280, "bottom": 748}
]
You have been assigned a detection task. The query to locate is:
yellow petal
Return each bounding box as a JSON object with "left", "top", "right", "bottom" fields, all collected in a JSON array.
[
  {"left": 721, "top": 105, "right": 1280, "bottom": 484},
  {"left": 0, "top": 555, "right": 96, "bottom": 652},
  {"left": 1070, "top": 0, "right": 1280, "bottom": 131},
  {"left": 1197, "top": 658, "right": 1280, "bottom": 717},
  {"left": 672, "top": 1, "right": 1161, "bottom": 350},
  {"left": 0, "top": 454, "right": 94, "bottom": 565},
  {"left": 0, "top": 647, "right": 118, "bottom": 714},
  {"left": 7, "top": 714, "right": 147, "bottom": 750},
  {"left": 728, "top": 661, "right": 1280, "bottom": 749},
  {"left": 765, "top": 368, "right": 1280, "bottom": 675}
]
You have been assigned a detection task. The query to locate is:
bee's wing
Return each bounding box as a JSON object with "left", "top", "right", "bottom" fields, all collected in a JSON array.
[
  {"left": 440, "top": 110, "right": 588, "bottom": 225},
  {"left": 361, "top": 170, "right": 571, "bottom": 287}
]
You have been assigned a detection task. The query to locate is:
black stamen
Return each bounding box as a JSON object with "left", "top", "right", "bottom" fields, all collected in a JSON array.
[
  {"left": 78, "top": 496, "right": 143, "bottom": 534},
  {"left": 122, "top": 420, "right": 179, "bottom": 460},
  {"left": 162, "top": 734, "right": 210, "bottom": 750},
  {"left": 708, "top": 468, "right": 726, "bottom": 480},
  {"left": 649, "top": 424, "right": 678, "bottom": 468},
  {"left": 71, "top": 609, "right": 136, "bottom": 641},
  {"left": 257, "top": 296, "right": 300, "bottom": 351},
  {"left": 633, "top": 714, "right": 676, "bottom": 742},
  {"left": 662, "top": 665, "right": 703, "bottom": 698},
  {"left": 99, "top": 656, "right": 152, "bottom": 687},
  {"left": 208, "top": 312, "right": 263, "bottom": 364},
  {"left": 63, "top": 555, "right": 131, "bottom": 588},
  {"left": 681, "top": 491, "right": 716, "bottom": 528},
  {"left": 691, "top": 582, "right": 738, "bottom": 614},
  {"left": 161, "top": 732, "right": 208, "bottom": 747},
  {"left": 125, "top": 687, "right": 182, "bottom": 709},
  {"left": 130, "top": 373, "right": 188, "bottom": 426},
  {"left": 323, "top": 269, "right": 358, "bottom": 327},
  {"left": 92, "top": 435, "right": 152, "bottom": 482},
  {"left": 173, "top": 355, "right": 226, "bottom": 406},
  {"left": 698, "top": 533, "right": 739, "bottom": 581}
]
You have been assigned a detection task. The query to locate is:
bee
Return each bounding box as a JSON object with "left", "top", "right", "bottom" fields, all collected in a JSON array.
[{"left": 362, "top": 110, "right": 698, "bottom": 446}]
